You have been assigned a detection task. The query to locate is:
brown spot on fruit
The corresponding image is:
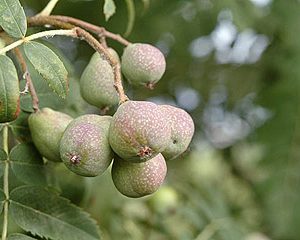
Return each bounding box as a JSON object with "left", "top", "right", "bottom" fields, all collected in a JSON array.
[
  {"left": 67, "top": 153, "right": 81, "bottom": 165},
  {"left": 60, "top": 114, "right": 113, "bottom": 177},
  {"left": 160, "top": 105, "right": 195, "bottom": 160},
  {"left": 138, "top": 146, "right": 152, "bottom": 159}
]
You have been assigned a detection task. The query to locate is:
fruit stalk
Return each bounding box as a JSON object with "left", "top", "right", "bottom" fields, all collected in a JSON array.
[
  {"left": 13, "top": 48, "right": 39, "bottom": 112},
  {"left": 26, "top": 17, "right": 129, "bottom": 104},
  {"left": 73, "top": 27, "right": 129, "bottom": 104}
]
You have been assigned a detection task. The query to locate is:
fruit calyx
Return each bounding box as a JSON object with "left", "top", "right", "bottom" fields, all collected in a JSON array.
[
  {"left": 146, "top": 82, "right": 155, "bottom": 90},
  {"left": 138, "top": 146, "right": 153, "bottom": 159},
  {"left": 67, "top": 153, "right": 81, "bottom": 165}
]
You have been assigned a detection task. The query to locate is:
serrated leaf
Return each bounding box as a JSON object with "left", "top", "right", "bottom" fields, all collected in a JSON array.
[
  {"left": 0, "top": 188, "right": 5, "bottom": 215},
  {"left": 0, "top": 55, "right": 20, "bottom": 123},
  {"left": 10, "top": 186, "right": 101, "bottom": 240},
  {"left": 9, "top": 143, "right": 47, "bottom": 186},
  {"left": 0, "top": 0, "right": 27, "bottom": 38},
  {"left": 8, "top": 233, "right": 37, "bottom": 240},
  {"left": 0, "top": 148, "right": 6, "bottom": 178},
  {"left": 23, "top": 41, "right": 69, "bottom": 98},
  {"left": 124, "top": 0, "right": 135, "bottom": 37},
  {"left": 103, "top": 0, "right": 116, "bottom": 21}
]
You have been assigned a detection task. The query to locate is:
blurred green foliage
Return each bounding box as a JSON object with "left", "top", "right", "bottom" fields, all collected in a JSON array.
[{"left": 12, "top": 0, "right": 300, "bottom": 239}]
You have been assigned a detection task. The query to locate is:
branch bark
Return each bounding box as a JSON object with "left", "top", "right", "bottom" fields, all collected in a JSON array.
[{"left": 28, "top": 15, "right": 131, "bottom": 46}]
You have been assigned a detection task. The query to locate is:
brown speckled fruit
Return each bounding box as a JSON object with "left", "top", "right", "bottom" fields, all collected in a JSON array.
[
  {"left": 160, "top": 105, "right": 194, "bottom": 160},
  {"left": 80, "top": 48, "right": 119, "bottom": 108},
  {"left": 28, "top": 108, "right": 73, "bottom": 162},
  {"left": 109, "top": 101, "right": 171, "bottom": 162},
  {"left": 112, "top": 153, "right": 167, "bottom": 198},
  {"left": 72, "top": 114, "right": 112, "bottom": 135},
  {"left": 60, "top": 115, "right": 113, "bottom": 177},
  {"left": 121, "top": 43, "right": 166, "bottom": 88}
]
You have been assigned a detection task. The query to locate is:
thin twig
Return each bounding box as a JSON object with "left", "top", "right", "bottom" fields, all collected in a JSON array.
[
  {"left": 13, "top": 48, "right": 40, "bottom": 112},
  {"left": 27, "top": 16, "right": 128, "bottom": 103},
  {"left": 27, "top": 16, "right": 75, "bottom": 30},
  {"left": 28, "top": 15, "right": 131, "bottom": 46},
  {"left": 1, "top": 25, "right": 128, "bottom": 103}
]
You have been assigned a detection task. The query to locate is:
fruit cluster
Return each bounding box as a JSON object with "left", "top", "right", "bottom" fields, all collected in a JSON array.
[{"left": 28, "top": 43, "right": 194, "bottom": 198}]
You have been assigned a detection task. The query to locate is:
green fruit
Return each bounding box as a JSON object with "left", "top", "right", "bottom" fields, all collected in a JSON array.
[
  {"left": 109, "top": 101, "right": 171, "bottom": 162},
  {"left": 72, "top": 114, "right": 112, "bottom": 135},
  {"left": 121, "top": 43, "right": 166, "bottom": 88},
  {"left": 149, "top": 186, "right": 179, "bottom": 214},
  {"left": 112, "top": 153, "right": 167, "bottom": 198},
  {"left": 28, "top": 108, "right": 73, "bottom": 162},
  {"left": 161, "top": 105, "right": 194, "bottom": 160},
  {"left": 60, "top": 114, "right": 113, "bottom": 177},
  {"left": 0, "top": 55, "right": 20, "bottom": 123},
  {"left": 80, "top": 48, "right": 119, "bottom": 108}
]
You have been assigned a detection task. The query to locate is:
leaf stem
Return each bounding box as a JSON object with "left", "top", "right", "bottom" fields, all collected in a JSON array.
[
  {"left": 2, "top": 125, "right": 9, "bottom": 240},
  {"left": 37, "top": 0, "right": 60, "bottom": 17},
  {"left": 13, "top": 48, "right": 40, "bottom": 112},
  {"left": 124, "top": 0, "right": 135, "bottom": 37},
  {"left": 0, "top": 29, "right": 76, "bottom": 55}
]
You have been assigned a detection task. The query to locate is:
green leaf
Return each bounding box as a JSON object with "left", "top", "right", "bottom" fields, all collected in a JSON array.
[
  {"left": 0, "top": 55, "right": 20, "bottom": 123},
  {"left": 0, "top": 148, "right": 6, "bottom": 178},
  {"left": 21, "top": 92, "right": 64, "bottom": 113},
  {"left": 9, "top": 143, "right": 47, "bottom": 186},
  {"left": 8, "top": 233, "right": 37, "bottom": 240},
  {"left": 0, "top": 0, "right": 27, "bottom": 38},
  {"left": 10, "top": 186, "right": 101, "bottom": 240},
  {"left": 124, "top": 0, "right": 135, "bottom": 37},
  {"left": 9, "top": 111, "right": 31, "bottom": 142},
  {"left": 0, "top": 188, "right": 5, "bottom": 215},
  {"left": 103, "top": 0, "right": 116, "bottom": 21},
  {"left": 23, "top": 41, "right": 69, "bottom": 98}
]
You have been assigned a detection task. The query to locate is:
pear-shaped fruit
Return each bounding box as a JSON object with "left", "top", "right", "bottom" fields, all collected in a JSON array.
[
  {"left": 112, "top": 153, "right": 167, "bottom": 198},
  {"left": 121, "top": 43, "right": 166, "bottom": 88},
  {"left": 71, "top": 114, "right": 112, "bottom": 134},
  {"left": 109, "top": 101, "right": 171, "bottom": 162},
  {"left": 160, "top": 105, "right": 194, "bottom": 160},
  {"left": 28, "top": 108, "right": 73, "bottom": 162},
  {"left": 60, "top": 114, "right": 113, "bottom": 177},
  {"left": 80, "top": 48, "right": 119, "bottom": 108},
  {"left": 0, "top": 55, "right": 20, "bottom": 123}
]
